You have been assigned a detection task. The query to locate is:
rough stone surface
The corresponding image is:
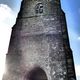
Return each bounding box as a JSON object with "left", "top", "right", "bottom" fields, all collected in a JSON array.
[{"left": 2, "top": 0, "right": 76, "bottom": 80}]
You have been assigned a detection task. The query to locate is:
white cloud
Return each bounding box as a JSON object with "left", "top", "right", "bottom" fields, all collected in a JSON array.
[
  {"left": 0, "top": 4, "right": 17, "bottom": 54},
  {"left": 78, "top": 37, "right": 80, "bottom": 40},
  {"left": 0, "top": 4, "right": 17, "bottom": 28},
  {"left": 77, "top": 76, "right": 80, "bottom": 80},
  {"left": 0, "top": 54, "right": 6, "bottom": 80},
  {"left": 75, "top": 64, "right": 80, "bottom": 79},
  {"left": 0, "top": 4, "right": 17, "bottom": 80}
]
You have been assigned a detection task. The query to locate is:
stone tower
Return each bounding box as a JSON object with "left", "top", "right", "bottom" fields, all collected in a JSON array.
[{"left": 3, "top": 0, "right": 76, "bottom": 80}]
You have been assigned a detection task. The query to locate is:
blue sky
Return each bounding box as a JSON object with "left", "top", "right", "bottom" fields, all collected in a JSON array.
[
  {"left": 62, "top": 1, "right": 80, "bottom": 79},
  {"left": 61, "top": 0, "right": 80, "bottom": 65},
  {"left": 0, "top": 0, "right": 80, "bottom": 80},
  {"left": 0, "top": 0, "right": 21, "bottom": 12}
]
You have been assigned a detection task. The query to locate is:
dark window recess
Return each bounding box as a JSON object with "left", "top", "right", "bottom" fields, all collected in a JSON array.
[
  {"left": 27, "top": 67, "right": 48, "bottom": 80},
  {"left": 35, "top": 3, "right": 43, "bottom": 14}
]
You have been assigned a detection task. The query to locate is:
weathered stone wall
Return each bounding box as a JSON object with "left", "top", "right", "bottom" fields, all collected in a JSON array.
[{"left": 2, "top": 0, "right": 76, "bottom": 80}]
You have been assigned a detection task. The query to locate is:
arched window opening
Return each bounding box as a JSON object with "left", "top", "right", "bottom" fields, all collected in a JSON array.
[
  {"left": 27, "top": 67, "right": 48, "bottom": 80},
  {"left": 35, "top": 3, "right": 43, "bottom": 14}
]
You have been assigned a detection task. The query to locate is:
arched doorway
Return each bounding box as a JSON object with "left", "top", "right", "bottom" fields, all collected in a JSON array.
[{"left": 27, "top": 67, "right": 48, "bottom": 80}]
